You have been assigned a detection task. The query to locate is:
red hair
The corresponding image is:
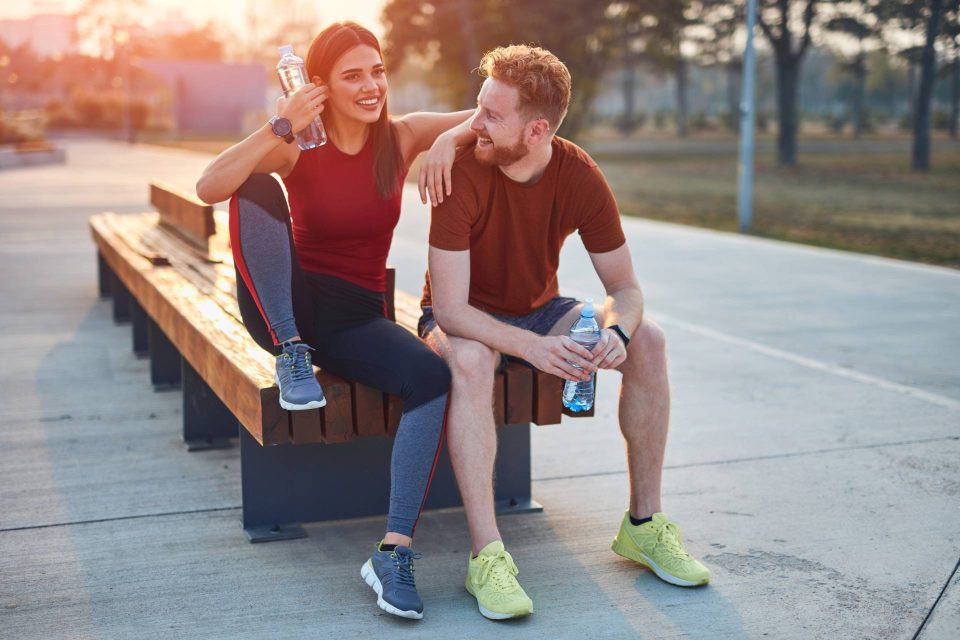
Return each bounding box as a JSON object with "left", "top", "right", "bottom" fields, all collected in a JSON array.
[{"left": 306, "top": 22, "right": 402, "bottom": 199}]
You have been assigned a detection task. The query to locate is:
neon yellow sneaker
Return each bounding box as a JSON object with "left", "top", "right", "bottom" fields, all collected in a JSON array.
[
  {"left": 465, "top": 540, "right": 533, "bottom": 620},
  {"left": 611, "top": 511, "right": 710, "bottom": 587}
]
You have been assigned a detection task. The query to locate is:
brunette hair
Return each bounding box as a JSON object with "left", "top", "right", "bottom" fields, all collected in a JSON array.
[
  {"left": 479, "top": 44, "right": 571, "bottom": 132},
  {"left": 305, "top": 22, "right": 403, "bottom": 199}
]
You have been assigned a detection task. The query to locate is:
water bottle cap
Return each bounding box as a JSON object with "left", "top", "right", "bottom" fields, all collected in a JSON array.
[
  {"left": 278, "top": 44, "right": 294, "bottom": 56},
  {"left": 581, "top": 298, "right": 595, "bottom": 318}
]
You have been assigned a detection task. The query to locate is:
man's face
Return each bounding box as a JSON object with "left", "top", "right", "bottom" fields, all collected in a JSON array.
[{"left": 470, "top": 78, "right": 531, "bottom": 167}]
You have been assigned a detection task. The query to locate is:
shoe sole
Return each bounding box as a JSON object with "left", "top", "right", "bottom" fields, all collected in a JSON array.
[
  {"left": 465, "top": 581, "right": 533, "bottom": 620},
  {"left": 611, "top": 537, "right": 708, "bottom": 587},
  {"left": 360, "top": 560, "right": 423, "bottom": 620},
  {"left": 274, "top": 375, "right": 327, "bottom": 411}
]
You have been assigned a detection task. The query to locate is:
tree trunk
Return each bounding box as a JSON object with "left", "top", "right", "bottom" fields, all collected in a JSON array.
[
  {"left": 775, "top": 55, "right": 799, "bottom": 166},
  {"left": 912, "top": 0, "right": 944, "bottom": 171},
  {"left": 675, "top": 57, "right": 688, "bottom": 138},
  {"left": 853, "top": 60, "right": 866, "bottom": 139}
]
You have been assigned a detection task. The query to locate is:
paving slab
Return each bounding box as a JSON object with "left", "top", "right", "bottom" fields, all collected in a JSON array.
[{"left": 918, "top": 565, "right": 960, "bottom": 639}]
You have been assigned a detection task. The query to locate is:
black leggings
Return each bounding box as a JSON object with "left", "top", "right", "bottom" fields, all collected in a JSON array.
[{"left": 231, "top": 173, "right": 450, "bottom": 536}]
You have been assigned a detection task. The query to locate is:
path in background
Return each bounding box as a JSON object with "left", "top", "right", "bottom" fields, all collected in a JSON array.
[{"left": 0, "top": 139, "right": 957, "bottom": 639}]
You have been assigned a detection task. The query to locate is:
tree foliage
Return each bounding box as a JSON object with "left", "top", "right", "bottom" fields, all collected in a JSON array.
[{"left": 382, "top": 0, "right": 618, "bottom": 139}]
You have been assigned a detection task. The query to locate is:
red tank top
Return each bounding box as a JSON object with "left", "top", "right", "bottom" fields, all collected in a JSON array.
[{"left": 282, "top": 135, "right": 405, "bottom": 292}]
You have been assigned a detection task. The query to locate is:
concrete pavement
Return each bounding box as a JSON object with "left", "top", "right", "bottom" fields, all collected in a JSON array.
[{"left": 0, "top": 139, "right": 957, "bottom": 639}]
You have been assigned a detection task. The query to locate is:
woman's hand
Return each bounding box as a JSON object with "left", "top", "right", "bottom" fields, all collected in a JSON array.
[
  {"left": 276, "top": 83, "right": 327, "bottom": 133},
  {"left": 418, "top": 130, "right": 457, "bottom": 206}
]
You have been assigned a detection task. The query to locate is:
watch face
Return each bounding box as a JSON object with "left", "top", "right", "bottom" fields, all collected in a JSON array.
[{"left": 272, "top": 117, "right": 293, "bottom": 137}]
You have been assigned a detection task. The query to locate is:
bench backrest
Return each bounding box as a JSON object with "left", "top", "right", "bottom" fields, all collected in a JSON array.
[{"left": 150, "top": 180, "right": 216, "bottom": 250}]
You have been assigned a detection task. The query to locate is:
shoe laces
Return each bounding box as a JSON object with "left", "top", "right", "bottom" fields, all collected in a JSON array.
[
  {"left": 654, "top": 520, "right": 692, "bottom": 560},
  {"left": 475, "top": 549, "right": 519, "bottom": 592},
  {"left": 390, "top": 549, "right": 422, "bottom": 587},
  {"left": 282, "top": 344, "right": 316, "bottom": 383}
]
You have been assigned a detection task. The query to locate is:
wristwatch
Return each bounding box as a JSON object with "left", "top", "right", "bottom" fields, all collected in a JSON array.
[
  {"left": 609, "top": 324, "right": 631, "bottom": 347},
  {"left": 269, "top": 115, "right": 295, "bottom": 144}
]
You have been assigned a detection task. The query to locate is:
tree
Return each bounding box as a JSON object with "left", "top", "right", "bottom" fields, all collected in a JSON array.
[
  {"left": 756, "top": 0, "right": 821, "bottom": 166},
  {"left": 638, "top": 0, "right": 699, "bottom": 138},
  {"left": 873, "top": 0, "right": 948, "bottom": 168},
  {"left": 382, "top": 0, "right": 619, "bottom": 140},
  {"left": 699, "top": 0, "right": 747, "bottom": 131},
  {"left": 824, "top": 3, "right": 882, "bottom": 138},
  {"left": 912, "top": 0, "right": 944, "bottom": 169}
]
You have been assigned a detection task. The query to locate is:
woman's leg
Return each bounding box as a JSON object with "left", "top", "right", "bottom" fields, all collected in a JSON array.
[
  {"left": 230, "top": 173, "right": 325, "bottom": 409},
  {"left": 316, "top": 317, "right": 451, "bottom": 540}
]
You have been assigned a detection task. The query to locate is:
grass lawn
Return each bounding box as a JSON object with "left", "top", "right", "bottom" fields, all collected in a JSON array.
[{"left": 591, "top": 143, "right": 960, "bottom": 268}]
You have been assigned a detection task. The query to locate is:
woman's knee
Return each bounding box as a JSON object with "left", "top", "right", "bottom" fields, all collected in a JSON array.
[
  {"left": 235, "top": 173, "right": 288, "bottom": 221},
  {"left": 403, "top": 350, "right": 451, "bottom": 409}
]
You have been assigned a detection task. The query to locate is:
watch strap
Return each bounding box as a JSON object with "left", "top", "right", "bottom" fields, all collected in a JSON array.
[{"left": 609, "top": 324, "right": 631, "bottom": 347}]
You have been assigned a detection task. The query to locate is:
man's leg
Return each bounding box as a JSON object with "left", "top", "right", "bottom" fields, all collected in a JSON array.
[
  {"left": 424, "top": 325, "right": 535, "bottom": 619},
  {"left": 548, "top": 305, "right": 668, "bottom": 519},
  {"left": 423, "top": 327, "right": 502, "bottom": 555}
]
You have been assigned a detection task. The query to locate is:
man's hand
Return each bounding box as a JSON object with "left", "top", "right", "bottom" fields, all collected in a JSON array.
[
  {"left": 521, "top": 335, "right": 596, "bottom": 382},
  {"left": 590, "top": 328, "right": 628, "bottom": 369}
]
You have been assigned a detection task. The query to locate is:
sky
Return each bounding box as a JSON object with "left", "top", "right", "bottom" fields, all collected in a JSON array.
[{"left": 1, "top": 0, "right": 388, "bottom": 37}]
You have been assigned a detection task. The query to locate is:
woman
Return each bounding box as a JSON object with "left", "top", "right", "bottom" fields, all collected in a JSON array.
[{"left": 196, "top": 22, "right": 474, "bottom": 621}]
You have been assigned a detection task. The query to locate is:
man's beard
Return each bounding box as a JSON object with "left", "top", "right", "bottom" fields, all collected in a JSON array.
[{"left": 474, "top": 135, "right": 530, "bottom": 166}]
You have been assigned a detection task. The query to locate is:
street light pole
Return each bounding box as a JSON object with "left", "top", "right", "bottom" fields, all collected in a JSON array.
[{"left": 737, "top": 0, "right": 760, "bottom": 232}]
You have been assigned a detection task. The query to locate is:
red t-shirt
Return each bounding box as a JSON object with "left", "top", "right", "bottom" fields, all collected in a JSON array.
[
  {"left": 423, "top": 136, "right": 626, "bottom": 316},
  {"left": 282, "top": 135, "right": 405, "bottom": 292}
]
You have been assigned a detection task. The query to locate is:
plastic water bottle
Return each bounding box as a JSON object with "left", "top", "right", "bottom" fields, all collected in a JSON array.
[
  {"left": 277, "top": 44, "right": 327, "bottom": 150},
  {"left": 562, "top": 299, "right": 601, "bottom": 412}
]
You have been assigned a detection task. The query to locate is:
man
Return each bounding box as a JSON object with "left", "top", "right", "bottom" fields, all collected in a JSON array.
[{"left": 420, "top": 45, "right": 710, "bottom": 621}]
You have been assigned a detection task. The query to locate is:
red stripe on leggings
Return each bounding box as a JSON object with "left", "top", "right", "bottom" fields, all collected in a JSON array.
[
  {"left": 409, "top": 398, "right": 450, "bottom": 538},
  {"left": 229, "top": 194, "right": 279, "bottom": 345}
]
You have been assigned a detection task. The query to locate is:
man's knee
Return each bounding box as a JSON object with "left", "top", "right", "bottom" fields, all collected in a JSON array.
[
  {"left": 620, "top": 319, "right": 667, "bottom": 376},
  {"left": 446, "top": 339, "right": 498, "bottom": 387}
]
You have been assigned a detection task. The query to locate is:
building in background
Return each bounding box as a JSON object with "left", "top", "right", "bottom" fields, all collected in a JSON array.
[
  {"left": 140, "top": 60, "right": 267, "bottom": 133},
  {"left": 0, "top": 9, "right": 77, "bottom": 57}
]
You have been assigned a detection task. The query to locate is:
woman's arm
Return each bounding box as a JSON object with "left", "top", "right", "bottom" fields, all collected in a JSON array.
[
  {"left": 195, "top": 84, "right": 327, "bottom": 204},
  {"left": 394, "top": 110, "right": 477, "bottom": 205}
]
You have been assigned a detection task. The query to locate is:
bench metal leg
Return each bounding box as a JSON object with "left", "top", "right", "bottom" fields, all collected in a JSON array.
[
  {"left": 238, "top": 422, "right": 538, "bottom": 543},
  {"left": 182, "top": 359, "right": 236, "bottom": 451},
  {"left": 492, "top": 423, "right": 543, "bottom": 515},
  {"left": 147, "top": 318, "right": 181, "bottom": 390},
  {"left": 97, "top": 251, "right": 112, "bottom": 298},
  {"left": 130, "top": 298, "right": 149, "bottom": 358},
  {"left": 111, "top": 272, "right": 131, "bottom": 323}
]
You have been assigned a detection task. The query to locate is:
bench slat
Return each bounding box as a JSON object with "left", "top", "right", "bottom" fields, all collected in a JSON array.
[
  {"left": 320, "top": 381, "right": 355, "bottom": 443},
  {"left": 353, "top": 383, "right": 386, "bottom": 437},
  {"left": 504, "top": 363, "right": 534, "bottom": 424}
]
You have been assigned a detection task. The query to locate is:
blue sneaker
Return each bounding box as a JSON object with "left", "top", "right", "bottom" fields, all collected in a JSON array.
[
  {"left": 274, "top": 342, "right": 325, "bottom": 410},
  {"left": 360, "top": 543, "right": 424, "bottom": 620}
]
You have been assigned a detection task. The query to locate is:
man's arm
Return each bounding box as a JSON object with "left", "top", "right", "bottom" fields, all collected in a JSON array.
[
  {"left": 429, "top": 246, "right": 595, "bottom": 381},
  {"left": 587, "top": 243, "right": 645, "bottom": 369}
]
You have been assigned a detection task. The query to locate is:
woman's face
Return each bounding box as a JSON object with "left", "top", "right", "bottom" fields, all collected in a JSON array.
[{"left": 321, "top": 44, "right": 388, "bottom": 124}]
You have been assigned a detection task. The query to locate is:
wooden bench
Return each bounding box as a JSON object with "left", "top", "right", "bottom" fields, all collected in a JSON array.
[{"left": 90, "top": 181, "right": 593, "bottom": 542}]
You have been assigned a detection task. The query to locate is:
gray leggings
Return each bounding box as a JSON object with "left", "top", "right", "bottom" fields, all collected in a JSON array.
[{"left": 230, "top": 173, "right": 450, "bottom": 537}]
